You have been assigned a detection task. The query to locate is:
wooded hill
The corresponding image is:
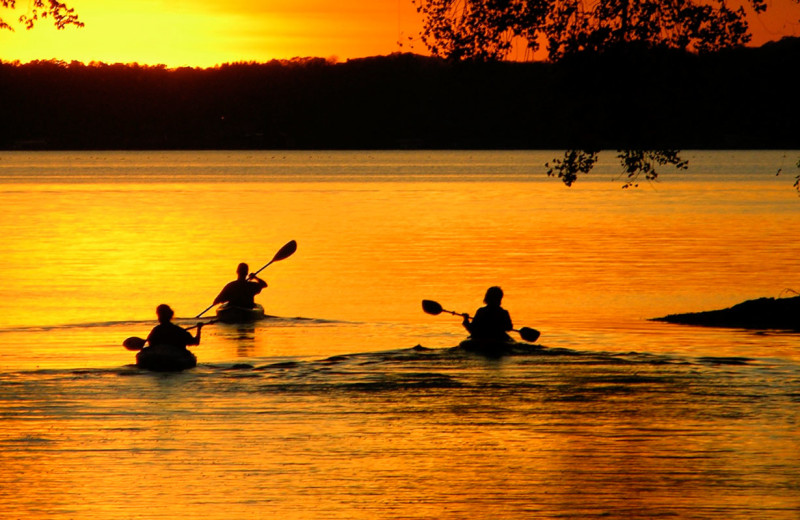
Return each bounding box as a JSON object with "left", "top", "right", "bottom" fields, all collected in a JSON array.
[{"left": 1, "top": 37, "right": 798, "bottom": 150}]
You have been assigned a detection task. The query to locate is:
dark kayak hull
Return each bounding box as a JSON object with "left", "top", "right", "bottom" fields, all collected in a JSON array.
[
  {"left": 457, "top": 337, "right": 521, "bottom": 357},
  {"left": 136, "top": 346, "right": 197, "bottom": 372},
  {"left": 216, "top": 303, "right": 266, "bottom": 324}
]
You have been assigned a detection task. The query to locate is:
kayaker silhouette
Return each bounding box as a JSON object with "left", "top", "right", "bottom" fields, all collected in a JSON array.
[
  {"left": 213, "top": 262, "right": 268, "bottom": 309},
  {"left": 462, "top": 286, "right": 513, "bottom": 340},
  {"left": 147, "top": 304, "right": 203, "bottom": 350}
]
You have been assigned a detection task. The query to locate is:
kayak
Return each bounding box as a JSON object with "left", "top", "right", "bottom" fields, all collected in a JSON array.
[
  {"left": 136, "top": 345, "right": 197, "bottom": 372},
  {"left": 216, "top": 303, "right": 266, "bottom": 324},
  {"left": 456, "top": 337, "right": 522, "bottom": 357}
]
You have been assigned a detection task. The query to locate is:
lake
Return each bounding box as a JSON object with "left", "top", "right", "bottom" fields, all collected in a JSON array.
[{"left": 1, "top": 150, "right": 799, "bottom": 519}]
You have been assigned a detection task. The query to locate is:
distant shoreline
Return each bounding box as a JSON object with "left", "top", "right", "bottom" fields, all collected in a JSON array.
[{"left": 2, "top": 38, "right": 798, "bottom": 151}]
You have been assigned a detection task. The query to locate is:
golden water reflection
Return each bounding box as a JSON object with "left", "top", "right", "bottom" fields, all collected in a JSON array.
[
  {"left": 1, "top": 166, "right": 799, "bottom": 364},
  {"left": 1, "top": 353, "right": 798, "bottom": 519},
  {"left": 1, "top": 151, "right": 799, "bottom": 519}
]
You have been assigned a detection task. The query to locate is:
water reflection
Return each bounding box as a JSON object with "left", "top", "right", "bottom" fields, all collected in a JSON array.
[
  {"left": 1, "top": 346, "right": 798, "bottom": 519},
  {"left": 1, "top": 151, "right": 799, "bottom": 519},
  {"left": 216, "top": 323, "right": 257, "bottom": 357}
]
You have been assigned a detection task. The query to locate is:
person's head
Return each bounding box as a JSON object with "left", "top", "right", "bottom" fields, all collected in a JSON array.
[
  {"left": 156, "top": 304, "right": 174, "bottom": 323},
  {"left": 236, "top": 262, "right": 249, "bottom": 279},
  {"left": 483, "top": 286, "right": 504, "bottom": 307}
]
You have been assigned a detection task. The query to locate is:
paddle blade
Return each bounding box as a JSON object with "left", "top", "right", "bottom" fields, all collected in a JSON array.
[
  {"left": 272, "top": 240, "right": 297, "bottom": 262},
  {"left": 422, "top": 300, "right": 444, "bottom": 315},
  {"left": 123, "top": 337, "right": 146, "bottom": 351},
  {"left": 249, "top": 240, "right": 298, "bottom": 279},
  {"left": 518, "top": 327, "right": 541, "bottom": 343}
]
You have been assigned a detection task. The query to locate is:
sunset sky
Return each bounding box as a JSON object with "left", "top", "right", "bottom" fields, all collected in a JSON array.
[{"left": 0, "top": 0, "right": 798, "bottom": 67}]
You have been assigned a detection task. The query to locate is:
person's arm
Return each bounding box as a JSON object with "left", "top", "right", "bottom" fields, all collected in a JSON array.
[
  {"left": 186, "top": 323, "right": 203, "bottom": 346},
  {"left": 213, "top": 290, "right": 225, "bottom": 305},
  {"left": 462, "top": 313, "right": 472, "bottom": 333},
  {"left": 503, "top": 309, "right": 513, "bottom": 332},
  {"left": 213, "top": 282, "right": 232, "bottom": 305},
  {"left": 249, "top": 274, "right": 268, "bottom": 290},
  {"left": 145, "top": 327, "right": 157, "bottom": 346}
]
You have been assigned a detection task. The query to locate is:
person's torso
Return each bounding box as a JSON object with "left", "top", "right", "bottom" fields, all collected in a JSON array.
[
  {"left": 221, "top": 280, "right": 260, "bottom": 307},
  {"left": 471, "top": 306, "right": 511, "bottom": 339},
  {"left": 148, "top": 323, "right": 192, "bottom": 349}
]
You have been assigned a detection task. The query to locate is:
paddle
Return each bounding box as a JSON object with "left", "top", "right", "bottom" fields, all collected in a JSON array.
[
  {"left": 421, "top": 299, "right": 541, "bottom": 343},
  {"left": 248, "top": 239, "right": 298, "bottom": 280},
  {"left": 122, "top": 320, "right": 216, "bottom": 351},
  {"left": 195, "top": 240, "right": 298, "bottom": 319}
]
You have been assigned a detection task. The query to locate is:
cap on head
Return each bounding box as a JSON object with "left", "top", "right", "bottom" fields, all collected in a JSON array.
[
  {"left": 484, "top": 286, "right": 504, "bottom": 306},
  {"left": 156, "top": 304, "right": 174, "bottom": 322}
]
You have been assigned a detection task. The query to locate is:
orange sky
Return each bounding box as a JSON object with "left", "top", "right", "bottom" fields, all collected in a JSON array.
[{"left": 0, "top": 0, "right": 798, "bottom": 67}]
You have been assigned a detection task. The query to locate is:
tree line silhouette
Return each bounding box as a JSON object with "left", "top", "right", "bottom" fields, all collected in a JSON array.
[{"left": 1, "top": 38, "right": 797, "bottom": 151}]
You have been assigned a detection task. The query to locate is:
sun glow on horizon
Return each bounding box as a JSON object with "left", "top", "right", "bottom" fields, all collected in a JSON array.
[
  {"left": 0, "top": 0, "right": 424, "bottom": 67},
  {"left": 0, "top": 0, "right": 798, "bottom": 67}
]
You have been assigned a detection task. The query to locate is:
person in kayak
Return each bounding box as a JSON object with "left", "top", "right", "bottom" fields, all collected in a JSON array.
[
  {"left": 213, "top": 262, "right": 268, "bottom": 309},
  {"left": 462, "top": 286, "right": 513, "bottom": 340},
  {"left": 147, "top": 304, "right": 203, "bottom": 350}
]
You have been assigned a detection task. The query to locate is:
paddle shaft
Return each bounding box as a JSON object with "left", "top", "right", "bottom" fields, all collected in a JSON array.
[
  {"left": 185, "top": 319, "right": 216, "bottom": 330},
  {"left": 439, "top": 307, "right": 472, "bottom": 320},
  {"left": 438, "top": 305, "right": 521, "bottom": 331},
  {"left": 195, "top": 303, "right": 216, "bottom": 318},
  {"left": 195, "top": 302, "right": 217, "bottom": 320},
  {"left": 248, "top": 259, "right": 275, "bottom": 280}
]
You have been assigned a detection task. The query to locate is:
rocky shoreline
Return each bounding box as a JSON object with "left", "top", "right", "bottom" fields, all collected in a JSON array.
[{"left": 653, "top": 296, "right": 800, "bottom": 331}]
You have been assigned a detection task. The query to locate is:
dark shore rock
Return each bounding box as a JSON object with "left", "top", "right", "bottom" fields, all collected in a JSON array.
[{"left": 653, "top": 296, "right": 800, "bottom": 331}]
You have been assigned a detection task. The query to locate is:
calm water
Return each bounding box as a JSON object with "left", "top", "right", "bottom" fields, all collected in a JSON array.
[{"left": 1, "top": 150, "right": 799, "bottom": 519}]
